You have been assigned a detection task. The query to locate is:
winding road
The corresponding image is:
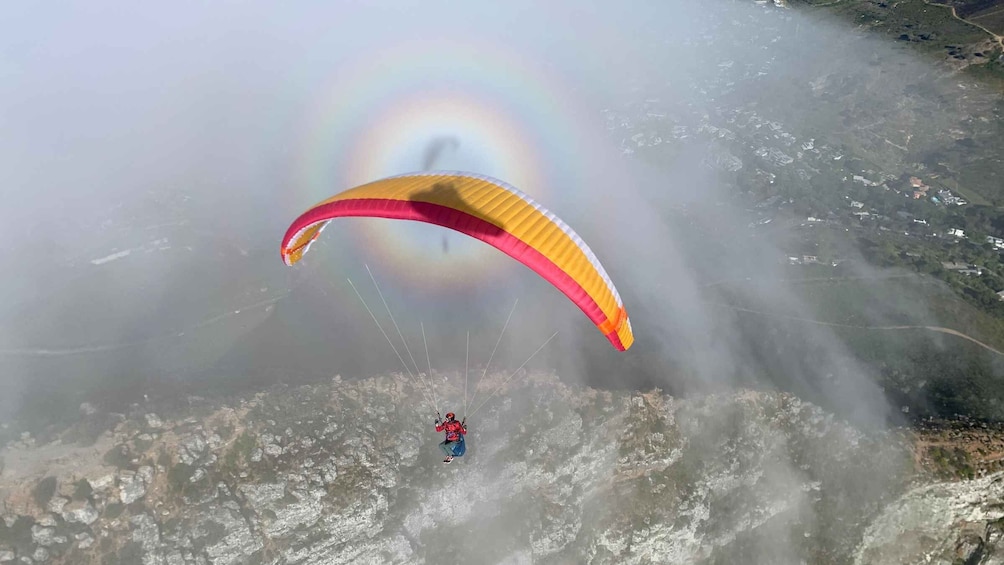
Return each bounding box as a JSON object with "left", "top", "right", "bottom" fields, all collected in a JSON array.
[
  {"left": 924, "top": 0, "right": 1004, "bottom": 50},
  {"left": 708, "top": 301, "right": 1004, "bottom": 356}
]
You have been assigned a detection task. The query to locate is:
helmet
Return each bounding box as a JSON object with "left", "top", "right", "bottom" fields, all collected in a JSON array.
[{"left": 445, "top": 412, "right": 455, "bottom": 419}]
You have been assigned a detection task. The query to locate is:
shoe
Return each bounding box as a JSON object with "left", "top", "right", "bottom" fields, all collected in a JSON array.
[{"left": 443, "top": 456, "right": 453, "bottom": 463}]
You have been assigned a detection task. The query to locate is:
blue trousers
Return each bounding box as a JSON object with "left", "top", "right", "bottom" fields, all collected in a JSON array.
[{"left": 439, "top": 440, "right": 458, "bottom": 456}]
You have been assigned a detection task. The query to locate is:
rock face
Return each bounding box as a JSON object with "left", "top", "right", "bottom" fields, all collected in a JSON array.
[
  {"left": 0, "top": 373, "right": 996, "bottom": 564},
  {"left": 855, "top": 473, "right": 1004, "bottom": 565}
]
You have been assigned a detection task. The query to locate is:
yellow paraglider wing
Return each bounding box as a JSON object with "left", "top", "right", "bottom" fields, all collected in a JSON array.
[{"left": 281, "top": 171, "right": 633, "bottom": 350}]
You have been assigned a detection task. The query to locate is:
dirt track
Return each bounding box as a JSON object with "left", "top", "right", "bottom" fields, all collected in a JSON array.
[
  {"left": 709, "top": 302, "right": 1004, "bottom": 356},
  {"left": 925, "top": 0, "right": 1004, "bottom": 49}
]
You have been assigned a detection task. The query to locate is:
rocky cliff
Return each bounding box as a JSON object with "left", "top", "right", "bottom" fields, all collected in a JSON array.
[{"left": 0, "top": 373, "right": 998, "bottom": 564}]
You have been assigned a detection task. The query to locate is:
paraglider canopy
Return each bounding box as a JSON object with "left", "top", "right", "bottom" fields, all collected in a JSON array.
[{"left": 281, "top": 171, "right": 633, "bottom": 351}]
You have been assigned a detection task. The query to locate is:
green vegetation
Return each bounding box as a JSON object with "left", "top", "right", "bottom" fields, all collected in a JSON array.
[
  {"left": 931, "top": 0, "right": 1004, "bottom": 35},
  {"left": 103, "top": 502, "right": 125, "bottom": 520},
  {"left": 102, "top": 445, "right": 132, "bottom": 469},
  {"left": 166, "top": 463, "right": 195, "bottom": 493},
  {"left": 74, "top": 478, "right": 93, "bottom": 500},
  {"left": 774, "top": 0, "right": 1004, "bottom": 214},
  {"left": 787, "top": 201, "right": 1004, "bottom": 325},
  {"left": 0, "top": 516, "right": 36, "bottom": 559},
  {"left": 32, "top": 476, "right": 57, "bottom": 509},
  {"left": 157, "top": 448, "right": 172, "bottom": 468},
  {"left": 856, "top": 232, "right": 1004, "bottom": 319},
  {"left": 217, "top": 423, "right": 235, "bottom": 442},
  {"left": 133, "top": 436, "right": 153, "bottom": 453},
  {"left": 716, "top": 267, "right": 1004, "bottom": 422},
  {"left": 107, "top": 542, "right": 144, "bottom": 565},
  {"left": 927, "top": 445, "right": 977, "bottom": 479},
  {"left": 790, "top": 0, "right": 1004, "bottom": 83},
  {"left": 790, "top": 0, "right": 998, "bottom": 51},
  {"left": 220, "top": 431, "right": 256, "bottom": 476}
]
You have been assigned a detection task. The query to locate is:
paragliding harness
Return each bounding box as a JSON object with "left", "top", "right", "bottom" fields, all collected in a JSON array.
[
  {"left": 449, "top": 433, "right": 466, "bottom": 457},
  {"left": 449, "top": 431, "right": 463, "bottom": 457}
]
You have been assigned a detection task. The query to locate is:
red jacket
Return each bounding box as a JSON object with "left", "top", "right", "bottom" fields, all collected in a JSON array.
[{"left": 436, "top": 419, "right": 466, "bottom": 442}]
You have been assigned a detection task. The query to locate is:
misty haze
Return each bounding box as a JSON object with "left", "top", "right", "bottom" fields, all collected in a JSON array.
[{"left": 2, "top": 1, "right": 1004, "bottom": 563}]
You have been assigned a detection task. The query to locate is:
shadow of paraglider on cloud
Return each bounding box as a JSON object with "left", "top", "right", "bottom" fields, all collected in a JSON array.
[
  {"left": 421, "top": 136, "right": 460, "bottom": 171},
  {"left": 404, "top": 181, "right": 506, "bottom": 244}
]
